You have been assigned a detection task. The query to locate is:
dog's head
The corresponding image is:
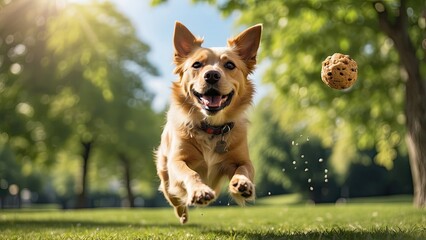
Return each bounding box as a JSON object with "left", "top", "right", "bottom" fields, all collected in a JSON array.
[{"left": 172, "top": 22, "right": 262, "bottom": 120}]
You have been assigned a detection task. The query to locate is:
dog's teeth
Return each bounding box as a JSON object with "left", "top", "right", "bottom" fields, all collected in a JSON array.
[
  {"left": 220, "top": 96, "right": 228, "bottom": 104},
  {"left": 200, "top": 97, "right": 210, "bottom": 106}
]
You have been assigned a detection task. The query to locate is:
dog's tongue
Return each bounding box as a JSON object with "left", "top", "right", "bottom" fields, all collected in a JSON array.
[{"left": 201, "top": 95, "right": 222, "bottom": 108}]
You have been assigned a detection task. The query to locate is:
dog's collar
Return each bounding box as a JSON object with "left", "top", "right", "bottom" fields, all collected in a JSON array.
[{"left": 200, "top": 121, "right": 234, "bottom": 135}]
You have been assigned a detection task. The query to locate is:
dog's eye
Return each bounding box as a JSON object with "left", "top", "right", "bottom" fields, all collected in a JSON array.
[
  {"left": 192, "top": 61, "right": 203, "bottom": 69},
  {"left": 224, "top": 61, "right": 236, "bottom": 70}
]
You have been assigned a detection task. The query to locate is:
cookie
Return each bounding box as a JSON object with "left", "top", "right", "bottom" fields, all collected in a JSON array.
[{"left": 321, "top": 53, "right": 358, "bottom": 89}]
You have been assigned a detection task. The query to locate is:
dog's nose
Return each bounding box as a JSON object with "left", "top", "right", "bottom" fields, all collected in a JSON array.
[{"left": 204, "top": 70, "right": 221, "bottom": 85}]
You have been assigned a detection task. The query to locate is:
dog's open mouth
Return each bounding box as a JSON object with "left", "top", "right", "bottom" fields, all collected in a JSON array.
[{"left": 193, "top": 89, "right": 234, "bottom": 113}]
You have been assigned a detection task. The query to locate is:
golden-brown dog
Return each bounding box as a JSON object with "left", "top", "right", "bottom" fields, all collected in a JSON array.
[{"left": 155, "top": 21, "right": 262, "bottom": 224}]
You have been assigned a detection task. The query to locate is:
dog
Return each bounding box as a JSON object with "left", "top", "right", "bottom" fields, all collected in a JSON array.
[{"left": 155, "top": 21, "right": 262, "bottom": 224}]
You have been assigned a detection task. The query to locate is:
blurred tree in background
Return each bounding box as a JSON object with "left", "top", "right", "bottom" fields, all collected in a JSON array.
[
  {"left": 192, "top": 0, "right": 425, "bottom": 207},
  {"left": 249, "top": 98, "right": 412, "bottom": 203},
  {"left": 249, "top": 98, "right": 339, "bottom": 203},
  {"left": 0, "top": 0, "right": 161, "bottom": 208}
]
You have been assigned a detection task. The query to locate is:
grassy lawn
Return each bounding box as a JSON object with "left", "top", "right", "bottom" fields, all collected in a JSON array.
[{"left": 0, "top": 196, "right": 425, "bottom": 239}]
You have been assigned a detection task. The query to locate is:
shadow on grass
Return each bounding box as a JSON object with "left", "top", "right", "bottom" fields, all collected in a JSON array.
[
  {"left": 0, "top": 219, "right": 200, "bottom": 229},
  {"left": 207, "top": 228, "right": 425, "bottom": 240},
  {"left": 2, "top": 219, "right": 424, "bottom": 239}
]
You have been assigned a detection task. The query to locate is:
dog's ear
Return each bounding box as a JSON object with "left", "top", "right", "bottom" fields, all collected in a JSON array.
[
  {"left": 228, "top": 24, "right": 262, "bottom": 71},
  {"left": 173, "top": 22, "right": 203, "bottom": 60}
]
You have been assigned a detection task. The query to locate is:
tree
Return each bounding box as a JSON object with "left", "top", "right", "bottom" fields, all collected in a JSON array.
[
  {"left": 0, "top": 0, "right": 68, "bottom": 204},
  {"left": 98, "top": 102, "right": 162, "bottom": 207},
  {"left": 373, "top": 0, "right": 426, "bottom": 209},
  {"left": 0, "top": 0, "right": 61, "bottom": 167},
  {"left": 249, "top": 99, "right": 339, "bottom": 202},
  {"left": 45, "top": 1, "right": 158, "bottom": 208},
  {"left": 197, "top": 0, "right": 425, "bottom": 207},
  {"left": 1, "top": 0, "right": 158, "bottom": 208}
]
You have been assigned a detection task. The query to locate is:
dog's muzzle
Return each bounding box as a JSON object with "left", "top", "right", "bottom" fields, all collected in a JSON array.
[{"left": 193, "top": 88, "right": 234, "bottom": 114}]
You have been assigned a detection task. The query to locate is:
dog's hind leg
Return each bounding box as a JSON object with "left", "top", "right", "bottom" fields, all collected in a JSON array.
[
  {"left": 162, "top": 185, "right": 189, "bottom": 224},
  {"left": 157, "top": 169, "right": 190, "bottom": 224},
  {"left": 163, "top": 189, "right": 189, "bottom": 224},
  {"left": 174, "top": 205, "right": 188, "bottom": 224}
]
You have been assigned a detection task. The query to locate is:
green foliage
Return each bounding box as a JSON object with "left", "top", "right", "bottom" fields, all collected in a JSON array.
[
  {"left": 250, "top": 98, "right": 412, "bottom": 200},
  {"left": 0, "top": 0, "right": 58, "bottom": 167},
  {"left": 0, "top": 0, "right": 161, "bottom": 203},
  {"left": 44, "top": 0, "right": 158, "bottom": 141},
  {"left": 344, "top": 153, "right": 413, "bottom": 197},
  {"left": 249, "top": 99, "right": 338, "bottom": 201},
  {"left": 0, "top": 201, "right": 424, "bottom": 239},
  {"left": 201, "top": 0, "right": 425, "bottom": 173}
]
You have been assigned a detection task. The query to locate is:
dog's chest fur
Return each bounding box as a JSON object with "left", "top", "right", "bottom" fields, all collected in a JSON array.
[
  {"left": 191, "top": 125, "right": 232, "bottom": 160},
  {"left": 193, "top": 131, "right": 231, "bottom": 187}
]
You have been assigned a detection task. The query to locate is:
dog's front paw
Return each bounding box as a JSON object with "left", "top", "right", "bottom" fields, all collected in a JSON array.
[
  {"left": 229, "top": 174, "right": 255, "bottom": 205},
  {"left": 188, "top": 184, "right": 216, "bottom": 206}
]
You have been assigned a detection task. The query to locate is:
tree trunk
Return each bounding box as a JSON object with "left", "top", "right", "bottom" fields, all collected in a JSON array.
[
  {"left": 375, "top": 0, "right": 426, "bottom": 208},
  {"left": 119, "top": 153, "right": 135, "bottom": 207},
  {"left": 76, "top": 140, "right": 93, "bottom": 208}
]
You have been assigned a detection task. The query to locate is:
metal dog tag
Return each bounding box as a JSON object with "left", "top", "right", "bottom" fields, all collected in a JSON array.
[
  {"left": 215, "top": 140, "right": 228, "bottom": 154},
  {"left": 214, "top": 125, "right": 230, "bottom": 154}
]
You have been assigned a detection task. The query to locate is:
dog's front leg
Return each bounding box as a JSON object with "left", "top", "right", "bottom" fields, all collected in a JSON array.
[
  {"left": 229, "top": 163, "right": 255, "bottom": 205},
  {"left": 170, "top": 160, "right": 216, "bottom": 206},
  {"left": 225, "top": 142, "right": 255, "bottom": 205},
  {"left": 168, "top": 142, "right": 216, "bottom": 206}
]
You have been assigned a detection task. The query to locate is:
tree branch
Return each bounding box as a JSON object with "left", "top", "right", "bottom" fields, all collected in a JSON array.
[{"left": 373, "top": 0, "right": 395, "bottom": 37}]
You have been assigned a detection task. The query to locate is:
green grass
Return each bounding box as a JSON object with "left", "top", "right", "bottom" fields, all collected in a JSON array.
[{"left": 0, "top": 197, "right": 425, "bottom": 239}]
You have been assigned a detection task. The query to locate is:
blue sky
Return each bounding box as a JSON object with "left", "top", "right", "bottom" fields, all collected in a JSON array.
[
  {"left": 111, "top": 0, "right": 236, "bottom": 110},
  {"left": 102, "top": 0, "right": 268, "bottom": 110}
]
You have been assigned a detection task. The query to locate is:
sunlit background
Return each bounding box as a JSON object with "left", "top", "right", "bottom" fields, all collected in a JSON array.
[{"left": 0, "top": 0, "right": 424, "bottom": 209}]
